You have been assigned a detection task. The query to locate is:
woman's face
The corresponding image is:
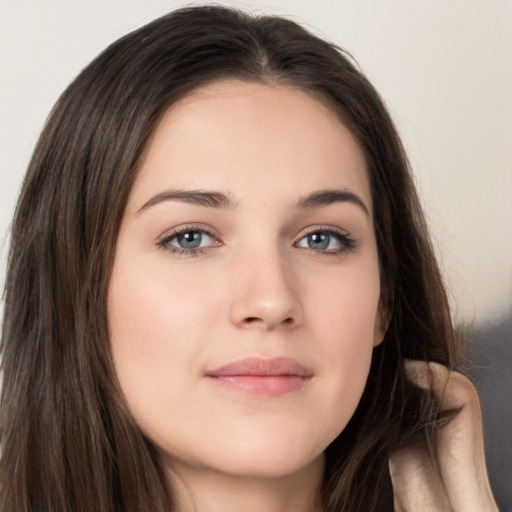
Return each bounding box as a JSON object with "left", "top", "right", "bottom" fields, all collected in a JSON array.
[{"left": 108, "top": 80, "right": 384, "bottom": 480}]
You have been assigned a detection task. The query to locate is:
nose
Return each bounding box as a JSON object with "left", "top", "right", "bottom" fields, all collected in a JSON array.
[{"left": 229, "top": 248, "right": 304, "bottom": 331}]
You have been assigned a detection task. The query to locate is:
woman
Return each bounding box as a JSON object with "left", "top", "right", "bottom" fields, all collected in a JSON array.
[{"left": 0, "top": 5, "right": 497, "bottom": 511}]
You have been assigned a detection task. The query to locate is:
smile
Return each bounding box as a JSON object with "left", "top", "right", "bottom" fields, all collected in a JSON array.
[{"left": 205, "top": 357, "right": 314, "bottom": 397}]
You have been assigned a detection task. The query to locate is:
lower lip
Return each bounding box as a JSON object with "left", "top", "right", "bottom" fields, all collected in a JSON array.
[{"left": 207, "top": 375, "right": 311, "bottom": 397}]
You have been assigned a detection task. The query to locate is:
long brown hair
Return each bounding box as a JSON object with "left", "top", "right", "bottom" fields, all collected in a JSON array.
[{"left": 1, "top": 6, "right": 459, "bottom": 511}]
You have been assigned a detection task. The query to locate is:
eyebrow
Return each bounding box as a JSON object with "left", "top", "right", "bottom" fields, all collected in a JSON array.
[
  {"left": 297, "top": 189, "right": 370, "bottom": 216},
  {"left": 137, "top": 187, "right": 370, "bottom": 216},
  {"left": 137, "top": 189, "right": 236, "bottom": 213}
]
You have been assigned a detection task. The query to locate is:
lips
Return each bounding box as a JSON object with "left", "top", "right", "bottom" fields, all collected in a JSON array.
[{"left": 205, "top": 357, "right": 314, "bottom": 397}]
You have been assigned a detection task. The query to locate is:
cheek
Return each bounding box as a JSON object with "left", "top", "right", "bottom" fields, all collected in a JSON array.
[
  {"left": 305, "top": 251, "right": 381, "bottom": 348},
  {"left": 109, "top": 255, "right": 223, "bottom": 351},
  {"left": 107, "top": 258, "right": 225, "bottom": 428},
  {"left": 303, "top": 258, "right": 381, "bottom": 431}
]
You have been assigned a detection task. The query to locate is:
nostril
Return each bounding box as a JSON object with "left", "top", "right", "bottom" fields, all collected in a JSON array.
[
  {"left": 244, "top": 317, "right": 262, "bottom": 324},
  {"left": 241, "top": 316, "right": 294, "bottom": 328}
]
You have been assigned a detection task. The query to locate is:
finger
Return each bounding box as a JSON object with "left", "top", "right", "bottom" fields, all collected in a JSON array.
[
  {"left": 389, "top": 444, "right": 452, "bottom": 512},
  {"left": 404, "top": 360, "right": 498, "bottom": 512}
]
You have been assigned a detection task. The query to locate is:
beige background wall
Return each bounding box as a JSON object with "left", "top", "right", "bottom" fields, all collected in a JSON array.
[
  {"left": 1, "top": 0, "right": 511, "bottom": 325},
  {"left": 1, "top": 1, "right": 511, "bottom": 507}
]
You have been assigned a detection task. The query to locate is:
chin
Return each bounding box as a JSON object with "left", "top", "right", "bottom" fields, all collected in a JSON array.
[
  {"left": 199, "top": 428, "right": 330, "bottom": 479},
  {"left": 216, "top": 449, "right": 324, "bottom": 480}
]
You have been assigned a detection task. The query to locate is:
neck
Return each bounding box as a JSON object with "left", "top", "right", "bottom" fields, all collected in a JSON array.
[{"left": 165, "top": 455, "right": 324, "bottom": 512}]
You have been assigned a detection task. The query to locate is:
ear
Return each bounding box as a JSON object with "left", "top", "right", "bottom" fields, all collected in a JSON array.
[{"left": 373, "top": 301, "right": 390, "bottom": 348}]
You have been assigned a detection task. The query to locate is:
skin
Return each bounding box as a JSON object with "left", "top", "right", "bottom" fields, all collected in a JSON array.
[
  {"left": 391, "top": 362, "right": 499, "bottom": 512},
  {"left": 108, "top": 80, "right": 497, "bottom": 511},
  {"left": 109, "top": 80, "right": 384, "bottom": 512}
]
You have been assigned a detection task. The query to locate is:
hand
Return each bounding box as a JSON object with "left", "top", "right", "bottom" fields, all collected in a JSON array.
[{"left": 389, "top": 360, "right": 499, "bottom": 512}]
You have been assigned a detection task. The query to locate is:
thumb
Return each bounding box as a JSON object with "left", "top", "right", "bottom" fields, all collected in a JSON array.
[{"left": 402, "top": 360, "right": 498, "bottom": 512}]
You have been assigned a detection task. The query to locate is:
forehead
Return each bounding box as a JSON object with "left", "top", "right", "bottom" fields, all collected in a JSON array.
[{"left": 131, "top": 80, "right": 371, "bottom": 212}]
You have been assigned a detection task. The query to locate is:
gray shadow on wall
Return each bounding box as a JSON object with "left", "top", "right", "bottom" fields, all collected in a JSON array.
[{"left": 463, "top": 314, "right": 512, "bottom": 512}]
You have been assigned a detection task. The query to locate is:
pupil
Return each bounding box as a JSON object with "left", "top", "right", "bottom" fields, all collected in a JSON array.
[
  {"left": 308, "top": 233, "right": 329, "bottom": 250},
  {"left": 178, "top": 232, "right": 201, "bottom": 249}
]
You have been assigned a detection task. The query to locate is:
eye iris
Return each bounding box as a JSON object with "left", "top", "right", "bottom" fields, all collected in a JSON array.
[
  {"left": 308, "top": 232, "right": 329, "bottom": 250},
  {"left": 177, "top": 231, "right": 202, "bottom": 249}
]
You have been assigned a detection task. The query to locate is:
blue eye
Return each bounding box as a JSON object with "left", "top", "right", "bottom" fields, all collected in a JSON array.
[
  {"left": 159, "top": 227, "right": 219, "bottom": 255},
  {"left": 172, "top": 231, "right": 208, "bottom": 249},
  {"left": 296, "top": 229, "right": 354, "bottom": 253},
  {"left": 304, "top": 232, "right": 330, "bottom": 250}
]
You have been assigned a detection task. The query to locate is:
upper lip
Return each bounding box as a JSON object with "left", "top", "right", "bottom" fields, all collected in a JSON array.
[{"left": 205, "top": 357, "right": 314, "bottom": 378}]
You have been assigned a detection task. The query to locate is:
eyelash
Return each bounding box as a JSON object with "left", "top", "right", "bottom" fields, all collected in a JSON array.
[
  {"left": 294, "top": 226, "right": 356, "bottom": 256},
  {"left": 157, "top": 224, "right": 220, "bottom": 258},
  {"left": 156, "top": 224, "right": 356, "bottom": 257}
]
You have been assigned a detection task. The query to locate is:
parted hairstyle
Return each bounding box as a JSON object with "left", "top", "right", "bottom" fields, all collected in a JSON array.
[{"left": 0, "top": 5, "right": 459, "bottom": 512}]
